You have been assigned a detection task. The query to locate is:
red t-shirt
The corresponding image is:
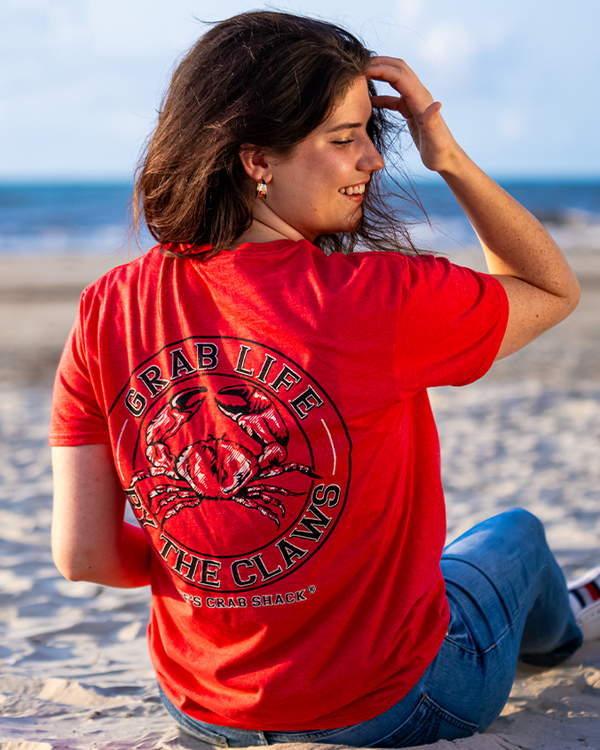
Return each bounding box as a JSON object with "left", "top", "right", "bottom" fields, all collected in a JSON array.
[{"left": 49, "top": 240, "right": 508, "bottom": 730}]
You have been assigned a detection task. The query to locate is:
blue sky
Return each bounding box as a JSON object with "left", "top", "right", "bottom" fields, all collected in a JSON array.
[{"left": 2, "top": 0, "right": 599, "bottom": 180}]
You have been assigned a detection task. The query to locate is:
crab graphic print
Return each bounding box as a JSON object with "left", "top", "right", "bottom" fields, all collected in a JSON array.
[{"left": 112, "top": 336, "right": 351, "bottom": 593}]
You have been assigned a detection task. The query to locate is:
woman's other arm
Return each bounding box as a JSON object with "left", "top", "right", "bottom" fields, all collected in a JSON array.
[
  {"left": 368, "top": 58, "right": 581, "bottom": 360},
  {"left": 52, "top": 444, "right": 152, "bottom": 587}
]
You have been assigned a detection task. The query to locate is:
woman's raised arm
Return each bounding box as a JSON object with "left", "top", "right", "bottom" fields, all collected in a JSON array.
[
  {"left": 368, "top": 58, "right": 581, "bottom": 360},
  {"left": 52, "top": 444, "right": 152, "bottom": 588}
]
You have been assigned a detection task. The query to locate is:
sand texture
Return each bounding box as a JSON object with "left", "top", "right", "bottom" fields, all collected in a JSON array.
[{"left": 0, "top": 247, "right": 599, "bottom": 748}]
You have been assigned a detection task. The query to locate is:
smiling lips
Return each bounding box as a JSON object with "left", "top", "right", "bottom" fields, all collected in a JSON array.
[{"left": 338, "top": 183, "right": 366, "bottom": 196}]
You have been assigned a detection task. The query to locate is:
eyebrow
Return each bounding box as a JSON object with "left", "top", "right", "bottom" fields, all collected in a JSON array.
[{"left": 325, "top": 122, "right": 364, "bottom": 133}]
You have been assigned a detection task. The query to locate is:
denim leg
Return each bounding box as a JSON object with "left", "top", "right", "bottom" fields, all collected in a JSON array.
[{"left": 435, "top": 508, "right": 582, "bottom": 729}]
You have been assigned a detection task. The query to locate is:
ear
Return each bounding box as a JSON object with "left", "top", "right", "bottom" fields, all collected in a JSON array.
[{"left": 239, "top": 145, "right": 273, "bottom": 184}]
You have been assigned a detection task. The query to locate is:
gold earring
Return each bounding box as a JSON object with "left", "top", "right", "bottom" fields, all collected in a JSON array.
[{"left": 255, "top": 179, "right": 267, "bottom": 198}]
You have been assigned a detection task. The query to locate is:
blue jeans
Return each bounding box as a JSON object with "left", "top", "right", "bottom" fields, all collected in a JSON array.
[{"left": 160, "top": 509, "right": 582, "bottom": 748}]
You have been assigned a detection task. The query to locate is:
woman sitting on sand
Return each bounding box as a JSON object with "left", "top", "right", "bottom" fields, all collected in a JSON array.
[{"left": 49, "top": 11, "right": 597, "bottom": 747}]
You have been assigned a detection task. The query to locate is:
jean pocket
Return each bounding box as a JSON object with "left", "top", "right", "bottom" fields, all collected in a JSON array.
[{"left": 371, "top": 693, "right": 478, "bottom": 748}]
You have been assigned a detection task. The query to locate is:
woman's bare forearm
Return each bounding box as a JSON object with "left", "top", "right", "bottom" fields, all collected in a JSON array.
[
  {"left": 52, "top": 444, "right": 152, "bottom": 588},
  {"left": 54, "top": 521, "right": 152, "bottom": 588}
]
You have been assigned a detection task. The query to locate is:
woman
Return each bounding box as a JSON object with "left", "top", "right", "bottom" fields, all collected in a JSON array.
[{"left": 50, "top": 11, "right": 588, "bottom": 747}]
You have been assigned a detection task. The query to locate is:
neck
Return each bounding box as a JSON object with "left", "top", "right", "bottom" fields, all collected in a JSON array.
[{"left": 229, "top": 201, "right": 306, "bottom": 250}]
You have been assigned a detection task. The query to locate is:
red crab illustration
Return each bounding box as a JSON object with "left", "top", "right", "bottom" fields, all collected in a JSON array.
[{"left": 129, "top": 385, "right": 319, "bottom": 526}]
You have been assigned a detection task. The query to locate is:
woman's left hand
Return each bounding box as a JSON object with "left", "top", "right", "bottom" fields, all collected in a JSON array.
[{"left": 367, "top": 57, "right": 463, "bottom": 174}]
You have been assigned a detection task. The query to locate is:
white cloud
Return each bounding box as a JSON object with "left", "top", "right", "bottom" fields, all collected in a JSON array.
[
  {"left": 419, "top": 21, "right": 475, "bottom": 82},
  {"left": 396, "top": 0, "right": 426, "bottom": 30}
]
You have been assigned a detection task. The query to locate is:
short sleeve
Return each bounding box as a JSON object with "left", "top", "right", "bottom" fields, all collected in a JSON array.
[
  {"left": 393, "top": 255, "right": 508, "bottom": 395},
  {"left": 49, "top": 292, "right": 110, "bottom": 446}
]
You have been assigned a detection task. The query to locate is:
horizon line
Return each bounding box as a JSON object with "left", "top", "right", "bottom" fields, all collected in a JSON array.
[{"left": 2, "top": 175, "right": 600, "bottom": 186}]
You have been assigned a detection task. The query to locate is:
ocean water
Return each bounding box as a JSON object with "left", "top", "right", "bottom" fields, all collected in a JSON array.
[
  {"left": 410, "top": 180, "right": 600, "bottom": 253},
  {"left": 1, "top": 180, "right": 600, "bottom": 255},
  {"left": 0, "top": 183, "right": 142, "bottom": 255}
]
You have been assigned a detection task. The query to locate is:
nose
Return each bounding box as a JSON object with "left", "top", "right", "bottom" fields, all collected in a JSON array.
[{"left": 358, "top": 136, "right": 385, "bottom": 174}]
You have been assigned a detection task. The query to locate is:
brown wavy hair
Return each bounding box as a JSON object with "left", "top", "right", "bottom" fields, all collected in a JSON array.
[{"left": 133, "top": 11, "right": 423, "bottom": 259}]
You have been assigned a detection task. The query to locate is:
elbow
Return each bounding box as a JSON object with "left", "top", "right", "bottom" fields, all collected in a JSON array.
[
  {"left": 58, "top": 569, "right": 86, "bottom": 583},
  {"left": 52, "top": 539, "right": 100, "bottom": 583},
  {"left": 555, "top": 275, "right": 581, "bottom": 325},
  {"left": 495, "top": 274, "right": 582, "bottom": 362},
  {"left": 53, "top": 551, "right": 91, "bottom": 582},
  {"left": 567, "top": 277, "right": 582, "bottom": 316}
]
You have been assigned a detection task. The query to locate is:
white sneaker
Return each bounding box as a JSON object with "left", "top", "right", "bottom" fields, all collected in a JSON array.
[{"left": 568, "top": 566, "right": 600, "bottom": 641}]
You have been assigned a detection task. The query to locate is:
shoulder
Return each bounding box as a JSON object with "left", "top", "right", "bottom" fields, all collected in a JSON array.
[
  {"left": 317, "top": 247, "right": 463, "bottom": 290},
  {"left": 320, "top": 247, "right": 445, "bottom": 274},
  {"left": 80, "top": 246, "right": 165, "bottom": 304}
]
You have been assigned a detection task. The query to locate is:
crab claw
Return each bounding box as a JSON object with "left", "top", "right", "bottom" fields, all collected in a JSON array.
[
  {"left": 216, "top": 385, "right": 271, "bottom": 417},
  {"left": 216, "top": 385, "right": 287, "bottom": 448},
  {"left": 171, "top": 387, "right": 207, "bottom": 415},
  {"left": 146, "top": 387, "right": 207, "bottom": 445}
]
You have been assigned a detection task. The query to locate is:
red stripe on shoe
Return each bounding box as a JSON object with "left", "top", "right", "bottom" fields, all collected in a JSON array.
[{"left": 584, "top": 582, "right": 600, "bottom": 601}]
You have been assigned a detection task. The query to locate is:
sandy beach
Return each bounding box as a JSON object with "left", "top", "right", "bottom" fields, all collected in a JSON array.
[{"left": 0, "top": 244, "right": 599, "bottom": 749}]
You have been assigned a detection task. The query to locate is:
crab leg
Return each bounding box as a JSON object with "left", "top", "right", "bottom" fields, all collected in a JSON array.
[
  {"left": 247, "top": 483, "right": 303, "bottom": 496},
  {"left": 233, "top": 495, "right": 281, "bottom": 527},
  {"left": 259, "top": 462, "right": 319, "bottom": 479}
]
